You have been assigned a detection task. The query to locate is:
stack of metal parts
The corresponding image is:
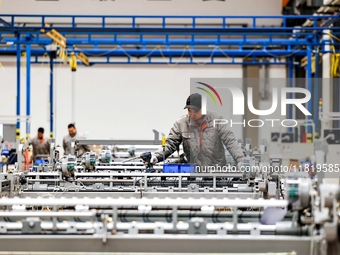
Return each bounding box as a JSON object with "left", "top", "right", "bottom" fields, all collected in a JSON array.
[
  {"left": 0, "top": 173, "right": 339, "bottom": 254},
  {"left": 0, "top": 138, "right": 339, "bottom": 254}
]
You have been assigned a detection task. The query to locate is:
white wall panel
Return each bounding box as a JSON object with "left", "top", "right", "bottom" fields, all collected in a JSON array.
[{"left": 0, "top": 62, "right": 243, "bottom": 151}]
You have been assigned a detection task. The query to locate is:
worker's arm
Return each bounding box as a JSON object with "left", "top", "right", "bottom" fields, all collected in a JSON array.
[
  {"left": 217, "top": 118, "right": 244, "bottom": 163},
  {"left": 46, "top": 139, "right": 51, "bottom": 155},
  {"left": 62, "top": 138, "right": 66, "bottom": 152},
  {"left": 83, "top": 144, "right": 91, "bottom": 152},
  {"left": 154, "top": 121, "right": 182, "bottom": 162}
]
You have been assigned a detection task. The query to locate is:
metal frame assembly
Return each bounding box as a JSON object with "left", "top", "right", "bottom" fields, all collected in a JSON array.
[{"left": 0, "top": 137, "right": 338, "bottom": 254}]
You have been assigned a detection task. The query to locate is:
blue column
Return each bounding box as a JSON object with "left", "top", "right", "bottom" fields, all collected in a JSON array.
[
  {"left": 50, "top": 55, "right": 54, "bottom": 139},
  {"left": 306, "top": 44, "right": 313, "bottom": 142},
  {"left": 16, "top": 34, "right": 21, "bottom": 141},
  {"left": 26, "top": 42, "right": 31, "bottom": 141},
  {"left": 288, "top": 57, "right": 294, "bottom": 133}
]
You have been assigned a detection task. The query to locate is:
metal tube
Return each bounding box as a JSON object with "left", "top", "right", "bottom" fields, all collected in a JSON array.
[
  {"left": 23, "top": 186, "right": 246, "bottom": 193},
  {"left": 26, "top": 41, "right": 31, "bottom": 141},
  {"left": 94, "top": 166, "right": 163, "bottom": 170},
  {"left": 74, "top": 172, "right": 243, "bottom": 178},
  {"left": 26, "top": 179, "right": 134, "bottom": 183},
  {"left": 28, "top": 172, "right": 243, "bottom": 178},
  {"left": 17, "top": 144, "right": 23, "bottom": 172},
  {"left": 3, "top": 222, "right": 278, "bottom": 233},
  {"left": 172, "top": 206, "right": 177, "bottom": 230},
  {"left": 0, "top": 212, "right": 94, "bottom": 217},
  {"left": 0, "top": 197, "right": 288, "bottom": 208},
  {"left": 16, "top": 34, "right": 21, "bottom": 141},
  {"left": 77, "top": 139, "right": 163, "bottom": 146}
]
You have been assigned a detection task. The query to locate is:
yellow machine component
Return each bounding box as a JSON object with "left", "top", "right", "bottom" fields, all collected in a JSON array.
[
  {"left": 331, "top": 52, "right": 340, "bottom": 77},
  {"left": 162, "top": 135, "right": 166, "bottom": 148},
  {"left": 59, "top": 47, "right": 68, "bottom": 64},
  {"left": 77, "top": 52, "right": 90, "bottom": 66},
  {"left": 16, "top": 129, "right": 20, "bottom": 140},
  {"left": 306, "top": 133, "right": 313, "bottom": 144},
  {"left": 327, "top": 32, "right": 340, "bottom": 77},
  {"left": 41, "top": 29, "right": 66, "bottom": 48},
  {"left": 300, "top": 54, "right": 318, "bottom": 74},
  {"left": 69, "top": 52, "right": 77, "bottom": 71}
]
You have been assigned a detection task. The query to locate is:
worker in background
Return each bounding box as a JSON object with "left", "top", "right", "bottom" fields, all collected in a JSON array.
[
  {"left": 28, "top": 127, "right": 50, "bottom": 164},
  {"left": 149, "top": 93, "right": 244, "bottom": 169},
  {"left": 63, "top": 123, "right": 90, "bottom": 157}
]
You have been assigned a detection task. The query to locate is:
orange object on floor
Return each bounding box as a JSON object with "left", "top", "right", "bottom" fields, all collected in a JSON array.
[{"left": 282, "top": 0, "right": 291, "bottom": 8}]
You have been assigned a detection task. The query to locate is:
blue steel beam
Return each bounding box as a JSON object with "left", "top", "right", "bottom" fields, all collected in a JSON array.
[
  {"left": 49, "top": 55, "right": 53, "bottom": 139},
  {"left": 0, "top": 31, "right": 331, "bottom": 36},
  {"left": 0, "top": 14, "right": 339, "bottom": 32},
  {"left": 0, "top": 48, "right": 319, "bottom": 57},
  {"left": 314, "top": 53, "right": 320, "bottom": 136},
  {"left": 16, "top": 35, "right": 20, "bottom": 141},
  {"left": 3, "top": 31, "right": 339, "bottom": 39},
  {"left": 306, "top": 44, "right": 313, "bottom": 141},
  {"left": 0, "top": 18, "right": 11, "bottom": 27},
  {"left": 3, "top": 37, "right": 320, "bottom": 46},
  {"left": 3, "top": 27, "right": 340, "bottom": 34},
  {"left": 26, "top": 41, "right": 31, "bottom": 141},
  {"left": 31, "top": 60, "right": 293, "bottom": 65}
]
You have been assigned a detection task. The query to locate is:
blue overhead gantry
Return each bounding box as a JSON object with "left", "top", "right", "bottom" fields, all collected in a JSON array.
[{"left": 0, "top": 14, "right": 339, "bottom": 140}]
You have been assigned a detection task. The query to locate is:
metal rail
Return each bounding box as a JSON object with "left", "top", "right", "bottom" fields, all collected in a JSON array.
[{"left": 0, "top": 197, "right": 288, "bottom": 207}]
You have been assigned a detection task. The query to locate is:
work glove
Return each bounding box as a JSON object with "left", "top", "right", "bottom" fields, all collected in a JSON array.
[
  {"left": 144, "top": 154, "right": 158, "bottom": 168},
  {"left": 237, "top": 161, "right": 244, "bottom": 171},
  {"left": 179, "top": 153, "right": 188, "bottom": 163},
  {"left": 150, "top": 154, "right": 158, "bottom": 165}
]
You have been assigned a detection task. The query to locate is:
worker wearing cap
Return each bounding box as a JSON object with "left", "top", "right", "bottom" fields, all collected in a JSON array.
[{"left": 150, "top": 93, "right": 244, "bottom": 169}]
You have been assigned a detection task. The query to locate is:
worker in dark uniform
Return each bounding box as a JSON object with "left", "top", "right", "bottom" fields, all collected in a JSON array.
[
  {"left": 150, "top": 93, "right": 244, "bottom": 169},
  {"left": 28, "top": 127, "right": 50, "bottom": 164}
]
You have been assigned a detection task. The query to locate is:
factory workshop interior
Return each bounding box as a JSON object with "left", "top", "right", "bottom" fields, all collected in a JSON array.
[{"left": 2, "top": 0, "right": 340, "bottom": 254}]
